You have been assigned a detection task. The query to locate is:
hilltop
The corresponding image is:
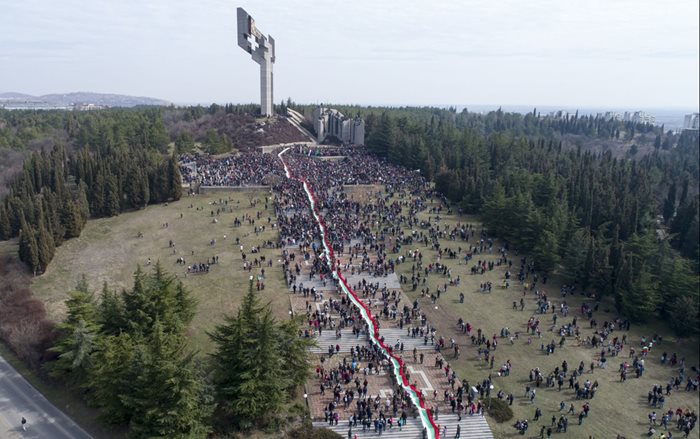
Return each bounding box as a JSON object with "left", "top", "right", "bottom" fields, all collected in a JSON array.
[{"left": 0, "top": 91, "right": 170, "bottom": 108}]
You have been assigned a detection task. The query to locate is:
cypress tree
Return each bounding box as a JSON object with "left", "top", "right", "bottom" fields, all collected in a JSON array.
[
  {"left": 62, "top": 199, "right": 83, "bottom": 239},
  {"left": 77, "top": 181, "right": 90, "bottom": 226},
  {"left": 663, "top": 182, "right": 677, "bottom": 222},
  {"left": 91, "top": 171, "right": 105, "bottom": 216},
  {"left": 0, "top": 204, "right": 10, "bottom": 240},
  {"left": 18, "top": 214, "right": 40, "bottom": 274},
  {"left": 105, "top": 173, "right": 121, "bottom": 217},
  {"left": 36, "top": 210, "right": 56, "bottom": 274},
  {"left": 167, "top": 154, "right": 182, "bottom": 201}
]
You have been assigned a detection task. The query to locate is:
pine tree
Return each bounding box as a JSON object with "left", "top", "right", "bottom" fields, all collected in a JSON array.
[
  {"left": 662, "top": 182, "right": 677, "bottom": 222},
  {"left": 105, "top": 173, "right": 121, "bottom": 217},
  {"left": 18, "top": 214, "right": 40, "bottom": 274},
  {"left": 209, "top": 284, "right": 288, "bottom": 429},
  {"left": 174, "top": 281, "right": 197, "bottom": 330},
  {"left": 62, "top": 199, "right": 83, "bottom": 239},
  {"left": 168, "top": 154, "right": 183, "bottom": 201},
  {"left": 532, "top": 230, "right": 560, "bottom": 273},
  {"left": 668, "top": 294, "right": 700, "bottom": 337},
  {"left": 36, "top": 210, "right": 56, "bottom": 274},
  {"left": 590, "top": 241, "right": 613, "bottom": 297},
  {"left": 619, "top": 267, "right": 659, "bottom": 322},
  {"left": 121, "top": 321, "right": 211, "bottom": 439},
  {"left": 77, "top": 181, "right": 90, "bottom": 225},
  {"left": 277, "top": 316, "right": 315, "bottom": 393},
  {"left": 0, "top": 203, "right": 10, "bottom": 240},
  {"left": 122, "top": 266, "right": 152, "bottom": 335},
  {"left": 560, "top": 228, "right": 589, "bottom": 285},
  {"left": 122, "top": 264, "right": 195, "bottom": 336},
  {"left": 88, "top": 333, "right": 138, "bottom": 425},
  {"left": 660, "top": 257, "right": 698, "bottom": 312},
  {"left": 91, "top": 171, "right": 106, "bottom": 215},
  {"left": 48, "top": 279, "right": 100, "bottom": 384},
  {"left": 98, "top": 282, "right": 127, "bottom": 336}
]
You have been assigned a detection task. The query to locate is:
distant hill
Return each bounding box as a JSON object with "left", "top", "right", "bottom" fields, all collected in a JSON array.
[
  {"left": 0, "top": 91, "right": 170, "bottom": 109},
  {"left": 0, "top": 92, "right": 34, "bottom": 99}
]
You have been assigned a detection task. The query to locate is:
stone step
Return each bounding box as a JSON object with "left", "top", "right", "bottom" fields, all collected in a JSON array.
[
  {"left": 313, "top": 413, "right": 493, "bottom": 438},
  {"left": 290, "top": 278, "right": 337, "bottom": 292},
  {"left": 309, "top": 328, "right": 437, "bottom": 354},
  {"left": 342, "top": 273, "right": 401, "bottom": 290},
  {"left": 377, "top": 328, "right": 440, "bottom": 352}
]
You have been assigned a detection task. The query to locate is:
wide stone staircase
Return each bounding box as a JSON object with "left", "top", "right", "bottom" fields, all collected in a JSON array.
[{"left": 313, "top": 413, "right": 494, "bottom": 438}]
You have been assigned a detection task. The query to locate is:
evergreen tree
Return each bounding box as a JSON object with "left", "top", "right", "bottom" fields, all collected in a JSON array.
[
  {"left": 121, "top": 321, "right": 211, "bottom": 439},
  {"left": 122, "top": 266, "right": 152, "bottom": 335},
  {"left": 659, "top": 257, "right": 698, "bottom": 312},
  {"left": 619, "top": 267, "right": 660, "bottom": 322},
  {"left": 47, "top": 279, "right": 99, "bottom": 382},
  {"left": 590, "top": 241, "right": 613, "bottom": 296},
  {"left": 35, "top": 210, "right": 56, "bottom": 274},
  {"left": 98, "top": 282, "right": 127, "bottom": 336},
  {"left": 277, "top": 316, "right": 315, "bottom": 393},
  {"left": 91, "top": 171, "right": 106, "bottom": 215},
  {"left": 77, "top": 181, "right": 90, "bottom": 225},
  {"left": 18, "top": 214, "right": 40, "bottom": 274},
  {"left": 88, "top": 333, "right": 139, "bottom": 425},
  {"left": 662, "top": 181, "right": 677, "bottom": 222},
  {"left": 209, "top": 284, "right": 288, "bottom": 429},
  {"left": 532, "top": 230, "right": 560, "bottom": 273},
  {"left": 167, "top": 153, "right": 182, "bottom": 201},
  {"left": 61, "top": 199, "right": 83, "bottom": 238},
  {"left": 122, "top": 264, "right": 195, "bottom": 336},
  {"left": 560, "top": 228, "right": 590, "bottom": 284},
  {"left": 174, "top": 281, "right": 197, "bottom": 330},
  {"left": 0, "top": 203, "right": 10, "bottom": 240},
  {"left": 668, "top": 294, "right": 700, "bottom": 337},
  {"left": 105, "top": 173, "right": 121, "bottom": 216}
]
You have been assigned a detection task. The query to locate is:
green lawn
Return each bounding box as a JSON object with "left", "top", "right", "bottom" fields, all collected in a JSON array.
[
  {"left": 31, "top": 190, "right": 290, "bottom": 353},
  {"left": 18, "top": 186, "right": 700, "bottom": 439},
  {"left": 389, "top": 196, "right": 699, "bottom": 438}
]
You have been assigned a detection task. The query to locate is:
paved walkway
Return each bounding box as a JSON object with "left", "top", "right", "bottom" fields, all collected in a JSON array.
[
  {"left": 277, "top": 150, "right": 494, "bottom": 438},
  {"left": 308, "top": 328, "right": 436, "bottom": 355},
  {"left": 313, "top": 413, "right": 493, "bottom": 439}
]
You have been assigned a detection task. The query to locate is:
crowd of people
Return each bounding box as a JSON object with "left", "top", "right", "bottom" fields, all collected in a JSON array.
[{"left": 178, "top": 146, "right": 699, "bottom": 438}]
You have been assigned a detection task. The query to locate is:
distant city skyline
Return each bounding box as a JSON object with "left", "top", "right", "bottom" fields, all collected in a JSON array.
[{"left": 1, "top": 0, "right": 698, "bottom": 109}]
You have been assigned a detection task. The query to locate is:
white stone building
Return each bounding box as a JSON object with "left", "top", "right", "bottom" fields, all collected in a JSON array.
[{"left": 313, "top": 106, "right": 365, "bottom": 145}]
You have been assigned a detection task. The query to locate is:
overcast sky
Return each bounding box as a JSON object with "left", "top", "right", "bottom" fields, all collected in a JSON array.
[{"left": 1, "top": 0, "right": 698, "bottom": 109}]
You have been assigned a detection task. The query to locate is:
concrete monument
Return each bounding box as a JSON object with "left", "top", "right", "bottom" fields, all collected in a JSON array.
[{"left": 237, "top": 8, "right": 275, "bottom": 117}]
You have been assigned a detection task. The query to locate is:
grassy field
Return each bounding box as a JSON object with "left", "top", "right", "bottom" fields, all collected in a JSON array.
[
  {"left": 31, "top": 190, "right": 291, "bottom": 352},
  {"left": 20, "top": 184, "right": 700, "bottom": 439},
  {"left": 387, "top": 196, "right": 700, "bottom": 439}
]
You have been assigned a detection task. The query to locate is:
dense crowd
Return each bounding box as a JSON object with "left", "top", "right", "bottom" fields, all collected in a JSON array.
[{"left": 182, "top": 147, "right": 699, "bottom": 438}]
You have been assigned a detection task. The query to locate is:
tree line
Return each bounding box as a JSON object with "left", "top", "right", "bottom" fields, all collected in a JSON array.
[
  {"left": 364, "top": 108, "right": 699, "bottom": 335},
  {"left": 0, "top": 109, "right": 182, "bottom": 274},
  {"left": 47, "top": 266, "right": 312, "bottom": 438}
]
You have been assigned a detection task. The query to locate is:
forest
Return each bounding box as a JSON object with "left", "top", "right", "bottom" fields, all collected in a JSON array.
[
  {"left": 351, "top": 106, "right": 699, "bottom": 335},
  {"left": 0, "top": 105, "right": 698, "bottom": 438},
  {"left": 1, "top": 105, "right": 698, "bottom": 330},
  {"left": 0, "top": 108, "right": 181, "bottom": 274}
]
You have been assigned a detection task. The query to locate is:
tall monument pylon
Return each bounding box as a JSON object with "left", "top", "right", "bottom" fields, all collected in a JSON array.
[{"left": 237, "top": 8, "right": 275, "bottom": 117}]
